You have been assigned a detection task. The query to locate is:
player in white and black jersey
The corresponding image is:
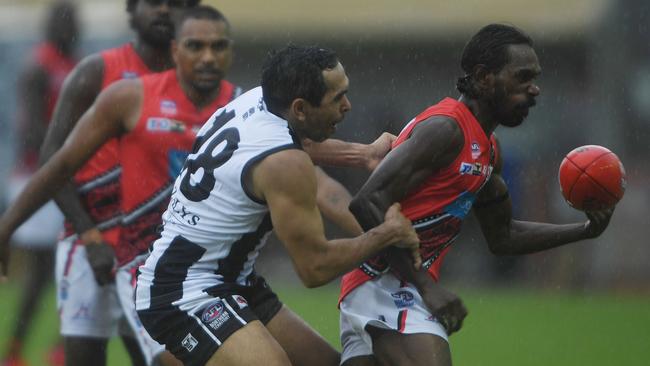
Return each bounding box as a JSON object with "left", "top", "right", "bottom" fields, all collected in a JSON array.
[{"left": 135, "top": 46, "right": 422, "bottom": 366}]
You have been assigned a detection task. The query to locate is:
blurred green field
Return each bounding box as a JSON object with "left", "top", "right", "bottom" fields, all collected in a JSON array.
[{"left": 1, "top": 283, "right": 649, "bottom": 365}]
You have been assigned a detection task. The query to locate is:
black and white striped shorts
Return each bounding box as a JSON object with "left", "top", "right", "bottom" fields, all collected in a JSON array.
[{"left": 137, "top": 276, "right": 283, "bottom": 366}]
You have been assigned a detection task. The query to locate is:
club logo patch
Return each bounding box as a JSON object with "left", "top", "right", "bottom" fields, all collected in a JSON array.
[
  {"left": 181, "top": 333, "right": 198, "bottom": 352},
  {"left": 201, "top": 300, "right": 230, "bottom": 330},
  {"left": 160, "top": 99, "right": 177, "bottom": 115},
  {"left": 391, "top": 290, "right": 415, "bottom": 308},
  {"left": 471, "top": 141, "right": 481, "bottom": 159},
  {"left": 232, "top": 295, "right": 248, "bottom": 309}
]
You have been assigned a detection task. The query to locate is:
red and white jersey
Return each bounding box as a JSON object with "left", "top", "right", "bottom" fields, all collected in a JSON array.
[
  {"left": 64, "top": 43, "right": 154, "bottom": 245},
  {"left": 340, "top": 98, "right": 499, "bottom": 302},
  {"left": 117, "top": 70, "right": 239, "bottom": 265},
  {"left": 16, "top": 42, "right": 77, "bottom": 171}
]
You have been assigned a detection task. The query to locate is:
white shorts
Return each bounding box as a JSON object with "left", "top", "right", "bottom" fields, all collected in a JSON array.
[
  {"left": 56, "top": 237, "right": 165, "bottom": 365},
  {"left": 7, "top": 173, "right": 63, "bottom": 247},
  {"left": 339, "top": 274, "right": 448, "bottom": 364}
]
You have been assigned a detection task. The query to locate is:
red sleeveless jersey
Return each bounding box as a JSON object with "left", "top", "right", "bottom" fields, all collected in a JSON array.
[
  {"left": 65, "top": 43, "right": 153, "bottom": 245},
  {"left": 17, "top": 42, "right": 77, "bottom": 171},
  {"left": 340, "top": 98, "right": 498, "bottom": 302},
  {"left": 117, "top": 70, "right": 238, "bottom": 265}
]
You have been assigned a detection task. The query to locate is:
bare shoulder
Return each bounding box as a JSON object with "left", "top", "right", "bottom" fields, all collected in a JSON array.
[
  {"left": 251, "top": 148, "right": 316, "bottom": 201},
  {"left": 95, "top": 78, "right": 143, "bottom": 108},
  {"left": 64, "top": 53, "right": 105, "bottom": 89},
  {"left": 401, "top": 115, "right": 464, "bottom": 168},
  {"left": 410, "top": 115, "right": 463, "bottom": 146}
]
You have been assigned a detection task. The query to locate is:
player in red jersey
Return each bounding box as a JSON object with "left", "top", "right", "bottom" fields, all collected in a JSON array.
[
  {"left": 1, "top": 2, "right": 78, "bottom": 366},
  {"left": 2, "top": 1, "right": 199, "bottom": 365},
  {"left": 339, "top": 24, "right": 615, "bottom": 366}
]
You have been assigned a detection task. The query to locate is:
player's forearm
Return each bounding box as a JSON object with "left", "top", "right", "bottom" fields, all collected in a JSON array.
[
  {"left": 488, "top": 220, "right": 587, "bottom": 255},
  {"left": 53, "top": 182, "right": 96, "bottom": 234},
  {"left": 385, "top": 246, "right": 433, "bottom": 289},
  {"left": 300, "top": 223, "right": 402, "bottom": 288},
  {"left": 303, "top": 138, "right": 371, "bottom": 169}
]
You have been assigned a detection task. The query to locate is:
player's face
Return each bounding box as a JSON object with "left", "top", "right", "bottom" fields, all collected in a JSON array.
[
  {"left": 302, "top": 63, "right": 352, "bottom": 142},
  {"left": 490, "top": 44, "right": 541, "bottom": 127},
  {"left": 173, "top": 18, "right": 233, "bottom": 93},
  {"left": 131, "top": 0, "right": 188, "bottom": 48}
]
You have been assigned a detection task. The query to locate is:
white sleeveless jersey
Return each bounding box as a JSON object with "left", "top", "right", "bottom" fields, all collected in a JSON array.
[{"left": 136, "top": 87, "right": 300, "bottom": 311}]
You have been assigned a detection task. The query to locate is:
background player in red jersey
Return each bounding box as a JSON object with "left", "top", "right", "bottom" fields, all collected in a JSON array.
[
  {"left": 4, "top": 1, "right": 200, "bottom": 365},
  {"left": 339, "top": 24, "right": 615, "bottom": 366},
  {"left": 1, "top": 2, "right": 78, "bottom": 365}
]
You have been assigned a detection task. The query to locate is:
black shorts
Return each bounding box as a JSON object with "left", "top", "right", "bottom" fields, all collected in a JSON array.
[{"left": 137, "top": 275, "right": 283, "bottom": 366}]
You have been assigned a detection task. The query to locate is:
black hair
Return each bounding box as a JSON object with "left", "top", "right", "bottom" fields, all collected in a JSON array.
[
  {"left": 261, "top": 45, "right": 339, "bottom": 115},
  {"left": 126, "top": 0, "right": 201, "bottom": 13},
  {"left": 456, "top": 23, "right": 533, "bottom": 97},
  {"left": 174, "top": 5, "right": 230, "bottom": 36}
]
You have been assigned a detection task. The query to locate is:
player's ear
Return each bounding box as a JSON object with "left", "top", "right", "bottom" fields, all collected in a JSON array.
[
  {"left": 472, "top": 64, "right": 495, "bottom": 95},
  {"left": 289, "top": 98, "right": 307, "bottom": 122}
]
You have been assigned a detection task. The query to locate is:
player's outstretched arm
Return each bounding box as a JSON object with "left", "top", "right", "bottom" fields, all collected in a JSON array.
[
  {"left": 250, "top": 149, "right": 420, "bottom": 288},
  {"left": 473, "top": 145, "right": 614, "bottom": 255},
  {"left": 302, "top": 132, "right": 396, "bottom": 171},
  {"left": 0, "top": 80, "right": 139, "bottom": 278},
  {"left": 40, "top": 55, "right": 106, "bottom": 235},
  {"left": 349, "top": 116, "right": 468, "bottom": 334}
]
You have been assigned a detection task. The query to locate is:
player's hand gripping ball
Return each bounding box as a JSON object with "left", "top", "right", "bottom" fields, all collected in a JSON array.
[{"left": 558, "top": 145, "right": 626, "bottom": 211}]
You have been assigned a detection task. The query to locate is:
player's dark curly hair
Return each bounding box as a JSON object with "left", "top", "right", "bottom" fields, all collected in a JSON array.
[
  {"left": 261, "top": 45, "right": 339, "bottom": 116},
  {"left": 456, "top": 24, "right": 533, "bottom": 97},
  {"left": 174, "top": 5, "right": 230, "bottom": 35},
  {"left": 126, "top": 0, "right": 201, "bottom": 13}
]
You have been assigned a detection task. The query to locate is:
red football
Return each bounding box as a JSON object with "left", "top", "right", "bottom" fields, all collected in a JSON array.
[{"left": 558, "top": 145, "right": 626, "bottom": 211}]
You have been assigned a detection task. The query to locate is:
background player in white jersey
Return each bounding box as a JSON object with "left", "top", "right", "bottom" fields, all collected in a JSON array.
[{"left": 135, "top": 45, "right": 422, "bottom": 366}]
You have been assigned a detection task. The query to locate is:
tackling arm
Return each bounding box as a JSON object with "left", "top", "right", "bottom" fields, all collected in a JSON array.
[
  {"left": 251, "top": 149, "right": 420, "bottom": 288},
  {"left": 473, "top": 139, "right": 613, "bottom": 255},
  {"left": 303, "top": 132, "right": 395, "bottom": 171}
]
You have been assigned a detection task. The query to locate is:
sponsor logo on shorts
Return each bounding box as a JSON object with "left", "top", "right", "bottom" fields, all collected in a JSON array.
[
  {"left": 201, "top": 300, "right": 230, "bottom": 330},
  {"left": 71, "top": 303, "right": 93, "bottom": 321},
  {"left": 391, "top": 290, "right": 415, "bottom": 308},
  {"left": 181, "top": 333, "right": 198, "bottom": 352},
  {"left": 232, "top": 295, "right": 248, "bottom": 309}
]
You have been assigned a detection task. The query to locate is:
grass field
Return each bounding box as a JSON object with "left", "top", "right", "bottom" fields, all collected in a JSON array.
[{"left": 1, "top": 283, "right": 649, "bottom": 365}]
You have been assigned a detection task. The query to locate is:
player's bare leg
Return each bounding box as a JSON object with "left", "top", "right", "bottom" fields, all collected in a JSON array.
[
  {"left": 368, "top": 326, "right": 451, "bottom": 366},
  {"left": 205, "top": 320, "right": 290, "bottom": 366},
  {"left": 120, "top": 336, "right": 146, "bottom": 366},
  {"left": 64, "top": 337, "right": 108, "bottom": 366},
  {"left": 266, "top": 305, "right": 340, "bottom": 366}
]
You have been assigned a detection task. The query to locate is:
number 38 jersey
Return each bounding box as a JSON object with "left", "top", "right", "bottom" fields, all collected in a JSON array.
[{"left": 136, "top": 87, "right": 301, "bottom": 310}]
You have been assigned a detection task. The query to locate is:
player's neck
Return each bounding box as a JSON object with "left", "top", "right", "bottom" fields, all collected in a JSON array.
[
  {"left": 132, "top": 39, "right": 174, "bottom": 72},
  {"left": 176, "top": 71, "right": 222, "bottom": 109},
  {"left": 459, "top": 95, "right": 499, "bottom": 137}
]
